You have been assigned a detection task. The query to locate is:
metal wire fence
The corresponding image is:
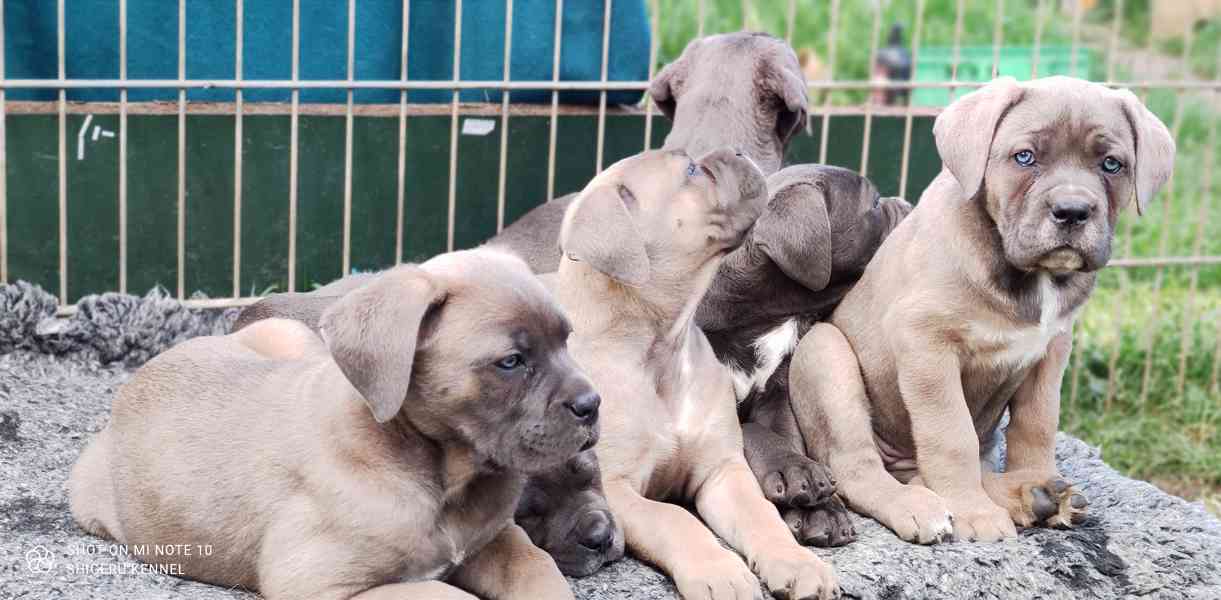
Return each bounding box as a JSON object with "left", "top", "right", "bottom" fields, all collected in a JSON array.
[{"left": 0, "top": 0, "right": 1218, "bottom": 409}]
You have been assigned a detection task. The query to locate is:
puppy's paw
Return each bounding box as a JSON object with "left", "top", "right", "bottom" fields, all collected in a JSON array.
[
  {"left": 946, "top": 496, "right": 1017, "bottom": 542},
  {"left": 754, "top": 545, "right": 840, "bottom": 600},
  {"left": 673, "top": 550, "right": 762, "bottom": 600},
  {"left": 759, "top": 453, "right": 836, "bottom": 509},
  {"left": 1024, "top": 478, "right": 1088, "bottom": 529},
  {"left": 874, "top": 485, "right": 954, "bottom": 545},
  {"left": 782, "top": 496, "right": 856, "bottom": 547}
]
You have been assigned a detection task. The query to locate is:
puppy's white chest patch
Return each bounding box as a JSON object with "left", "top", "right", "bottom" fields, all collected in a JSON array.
[
  {"left": 967, "top": 274, "right": 1070, "bottom": 370},
  {"left": 730, "top": 319, "right": 800, "bottom": 402}
]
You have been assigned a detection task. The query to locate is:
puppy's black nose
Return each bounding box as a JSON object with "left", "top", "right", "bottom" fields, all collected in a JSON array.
[
  {"left": 1051, "top": 198, "right": 1092, "bottom": 227},
  {"left": 565, "top": 392, "right": 600, "bottom": 422},
  {"left": 577, "top": 511, "right": 615, "bottom": 552}
]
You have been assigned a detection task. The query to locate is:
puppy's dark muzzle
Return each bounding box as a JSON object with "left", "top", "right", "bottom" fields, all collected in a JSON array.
[{"left": 576, "top": 510, "right": 615, "bottom": 552}]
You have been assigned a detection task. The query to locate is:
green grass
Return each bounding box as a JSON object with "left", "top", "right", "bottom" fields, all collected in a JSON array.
[{"left": 1065, "top": 281, "right": 1220, "bottom": 494}]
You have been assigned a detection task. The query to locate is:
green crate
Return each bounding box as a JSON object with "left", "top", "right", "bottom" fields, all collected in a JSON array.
[{"left": 912, "top": 45, "right": 1094, "bottom": 107}]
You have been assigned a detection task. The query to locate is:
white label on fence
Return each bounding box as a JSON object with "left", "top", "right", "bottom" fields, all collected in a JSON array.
[{"left": 461, "top": 118, "right": 496, "bottom": 136}]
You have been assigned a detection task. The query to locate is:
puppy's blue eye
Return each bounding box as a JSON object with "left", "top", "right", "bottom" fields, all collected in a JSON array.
[
  {"left": 1014, "top": 150, "right": 1036, "bottom": 167},
  {"left": 686, "top": 162, "right": 699, "bottom": 177},
  {"left": 1101, "top": 156, "right": 1123, "bottom": 174},
  {"left": 495, "top": 353, "right": 524, "bottom": 370}
]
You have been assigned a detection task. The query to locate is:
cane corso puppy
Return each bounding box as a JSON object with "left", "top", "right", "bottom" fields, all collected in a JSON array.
[
  {"left": 70, "top": 249, "right": 598, "bottom": 599},
  {"left": 788, "top": 76, "right": 1174, "bottom": 543},
  {"left": 233, "top": 278, "right": 624, "bottom": 578},
  {"left": 556, "top": 148, "right": 839, "bottom": 600}
]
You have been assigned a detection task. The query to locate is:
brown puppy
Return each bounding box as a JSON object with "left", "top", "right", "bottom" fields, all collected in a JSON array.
[
  {"left": 69, "top": 249, "right": 598, "bottom": 599},
  {"left": 788, "top": 77, "right": 1175, "bottom": 544},
  {"left": 234, "top": 278, "right": 625, "bottom": 578},
  {"left": 489, "top": 31, "right": 808, "bottom": 274},
  {"left": 558, "top": 148, "right": 838, "bottom": 600}
]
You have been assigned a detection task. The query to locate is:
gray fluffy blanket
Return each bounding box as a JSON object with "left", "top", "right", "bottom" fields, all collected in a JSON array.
[{"left": 1, "top": 282, "right": 1219, "bottom": 600}]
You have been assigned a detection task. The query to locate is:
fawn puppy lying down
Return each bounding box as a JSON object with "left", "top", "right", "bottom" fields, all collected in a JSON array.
[{"left": 69, "top": 249, "right": 599, "bottom": 600}]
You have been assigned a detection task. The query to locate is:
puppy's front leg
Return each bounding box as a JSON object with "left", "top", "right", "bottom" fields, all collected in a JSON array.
[
  {"left": 696, "top": 459, "right": 839, "bottom": 600},
  {"left": 982, "top": 332, "right": 1088, "bottom": 528},
  {"left": 449, "top": 524, "right": 573, "bottom": 600},
  {"left": 893, "top": 336, "right": 1016, "bottom": 542},
  {"left": 605, "top": 479, "right": 761, "bottom": 600}
]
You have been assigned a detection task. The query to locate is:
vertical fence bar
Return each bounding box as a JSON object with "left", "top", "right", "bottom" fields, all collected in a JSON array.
[
  {"left": 395, "top": 0, "right": 409, "bottom": 263},
  {"left": 594, "top": 0, "right": 612, "bottom": 173},
  {"left": 1030, "top": 0, "right": 1045, "bottom": 79},
  {"left": 1068, "top": 0, "right": 1083, "bottom": 77},
  {"left": 642, "top": 0, "right": 659, "bottom": 152},
  {"left": 342, "top": 0, "right": 355, "bottom": 274},
  {"left": 57, "top": 0, "right": 67, "bottom": 303},
  {"left": 1137, "top": 22, "right": 1194, "bottom": 407},
  {"left": 1176, "top": 66, "right": 1218, "bottom": 395},
  {"left": 118, "top": 0, "right": 127, "bottom": 294},
  {"left": 1, "top": 0, "right": 8, "bottom": 284},
  {"left": 1105, "top": 0, "right": 1123, "bottom": 83},
  {"left": 232, "top": 0, "right": 243, "bottom": 296},
  {"left": 948, "top": 0, "right": 964, "bottom": 102},
  {"left": 896, "top": 0, "right": 925, "bottom": 200},
  {"left": 991, "top": 0, "right": 1004, "bottom": 78},
  {"left": 176, "top": 0, "right": 186, "bottom": 299},
  {"left": 496, "top": 0, "right": 513, "bottom": 232},
  {"left": 1103, "top": 3, "right": 1157, "bottom": 408},
  {"left": 785, "top": 0, "right": 795, "bottom": 45},
  {"left": 288, "top": 0, "right": 299, "bottom": 291},
  {"left": 858, "top": 2, "right": 881, "bottom": 177},
  {"left": 697, "top": 0, "right": 705, "bottom": 39},
  {"left": 817, "top": 0, "right": 840, "bottom": 166},
  {"left": 446, "top": 0, "right": 463, "bottom": 252},
  {"left": 545, "top": 0, "right": 563, "bottom": 202}
]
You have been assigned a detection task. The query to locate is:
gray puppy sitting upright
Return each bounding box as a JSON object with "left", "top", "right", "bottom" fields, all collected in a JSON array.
[
  {"left": 69, "top": 249, "right": 599, "bottom": 599},
  {"left": 490, "top": 31, "right": 808, "bottom": 273},
  {"left": 788, "top": 76, "right": 1175, "bottom": 544},
  {"left": 699, "top": 164, "right": 911, "bottom": 546}
]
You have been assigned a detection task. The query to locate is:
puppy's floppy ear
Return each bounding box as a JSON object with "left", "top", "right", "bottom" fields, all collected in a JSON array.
[
  {"left": 648, "top": 54, "right": 686, "bottom": 121},
  {"left": 767, "top": 62, "right": 810, "bottom": 146},
  {"left": 560, "top": 185, "right": 650, "bottom": 287},
  {"left": 318, "top": 266, "right": 446, "bottom": 423},
  {"left": 1115, "top": 88, "right": 1176, "bottom": 215},
  {"left": 752, "top": 181, "right": 832, "bottom": 291},
  {"left": 933, "top": 76, "right": 1023, "bottom": 200}
]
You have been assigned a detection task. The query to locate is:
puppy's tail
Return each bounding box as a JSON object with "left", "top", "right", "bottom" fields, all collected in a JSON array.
[{"left": 69, "top": 427, "right": 122, "bottom": 541}]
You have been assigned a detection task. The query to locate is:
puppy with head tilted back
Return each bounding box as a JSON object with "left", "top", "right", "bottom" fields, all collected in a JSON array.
[
  {"left": 557, "top": 147, "right": 838, "bottom": 600},
  {"left": 787, "top": 76, "right": 1175, "bottom": 544},
  {"left": 69, "top": 249, "right": 599, "bottom": 599}
]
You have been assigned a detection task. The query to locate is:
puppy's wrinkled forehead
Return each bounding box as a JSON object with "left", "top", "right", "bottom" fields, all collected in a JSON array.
[
  {"left": 589, "top": 150, "right": 690, "bottom": 197},
  {"left": 995, "top": 81, "right": 1134, "bottom": 161},
  {"left": 422, "top": 249, "right": 570, "bottom": 343}
]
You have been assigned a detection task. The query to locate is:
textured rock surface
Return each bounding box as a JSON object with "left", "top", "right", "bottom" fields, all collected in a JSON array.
[{"left": 2, "top": 284, "right": 1219, "bottom": 599}]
